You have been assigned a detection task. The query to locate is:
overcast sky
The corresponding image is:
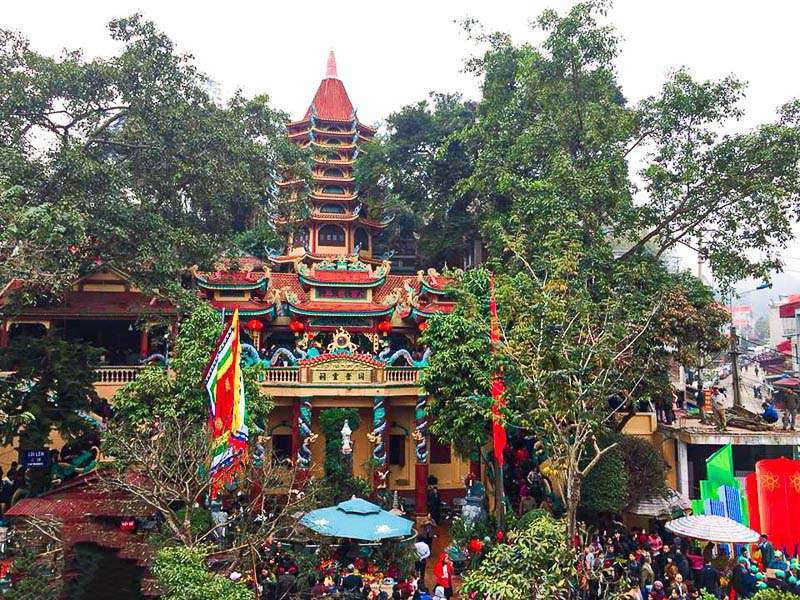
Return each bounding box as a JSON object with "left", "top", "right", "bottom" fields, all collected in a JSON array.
[
  {"left": 5, "top": 0, "right": 800, "bottom": 296},
  {"left": 6, "top": 1, "right": 798, "bottom": 125}
]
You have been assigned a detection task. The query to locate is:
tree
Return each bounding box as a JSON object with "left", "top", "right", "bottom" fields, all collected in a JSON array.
[
  {"left": 151, "top": 545, "right": 254, "bottom": 600},
  {"left": 101, "top": 415, "right": 315, "bottom": 551},
  {"left": 420, "top": 268, "right": 499, "bottom": 459},
  {"left": 460, "top": 512, "right": 574, "bottom": 599},
  {"left": 460, "top": 1, "right": 800, "bottom": 288},
  {"left": 0, "top": 332, "right": 100, "bottom": 450},
  {"left": 355, "top": 94, "right": 478, "bottom": 268},
  {"left": 0, "top": 15, "right": 307, "bottom": 298}
]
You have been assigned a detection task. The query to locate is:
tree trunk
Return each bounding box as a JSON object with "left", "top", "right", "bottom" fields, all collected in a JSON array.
[{"left": 565, "top": 470, "right": 581, "bottom": 544}]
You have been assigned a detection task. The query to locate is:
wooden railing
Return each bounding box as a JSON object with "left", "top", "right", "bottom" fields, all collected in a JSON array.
[
  {"left": 261, "top": 368, "right": 300, "bottom": 384},
  {"left": 94, "top": 366, "right": 144, "bottom": 385},
  {"left": 383, "top": 368, "right": 420, "bottom": 384}
]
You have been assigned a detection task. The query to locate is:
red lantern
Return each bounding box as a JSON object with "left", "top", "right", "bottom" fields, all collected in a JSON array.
[
  {"left": 120, "top": 519, "right": 136, "bottom": 533},
  {"left": 288, "top": 319, "right": 305, "bottom": 336},
  {"left": 418, "top": 320, "right": 429, "bottom": 332},
  {"left": 468, "top": 538, "right": 484, "bottom": 554},
  {"left": 514, "top": 448, "right": 530, "bottom": 464},
  {"left": 496, "top": 530, "right": 505, "bottom": 543},
  {"left": 244, "top": 319, "right": 263, "bottom": 332},
  {"left": 377, "top": 320, "right": 393, "bottom": 336}
]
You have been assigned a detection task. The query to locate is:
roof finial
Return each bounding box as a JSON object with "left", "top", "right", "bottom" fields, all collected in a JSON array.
[{"left": 325, "top": 50, "right": 338, "bottom": 79}]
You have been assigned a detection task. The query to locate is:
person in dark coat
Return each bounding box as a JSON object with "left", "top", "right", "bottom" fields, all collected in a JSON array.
[
  {"left": 698, "top": 559, "right": 720, "bottom": 597},
  {"left": 276, "top": 570, "right": 297, "bottom": 600}
]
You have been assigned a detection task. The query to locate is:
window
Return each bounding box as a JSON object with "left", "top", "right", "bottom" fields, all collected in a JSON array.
[
  {"left": 322, "top": 185, "right": 345, "bottom": 195},
  {"left": 389, "top": 435, "right": 406, "bottom": 466},
  {"left": 318, "top": 224, "right": 345, "bottom": 247},
  {"left": 430, "top": 436, "right": 452, "bottom": 464},
  {"left": 271, "top": 434, "right": 292, "bottom": 463},
  {"left": 354, "top": 228, "right": 370, "bottom": 250},
  {"left": 324, "top": 168, "right": 344, "bottom": 178},
  {"left": 326, "top": 138, "right": 341, "bottom": 146},
  {"left": 320, "top": 203, "right": 345, "bottom": 214}
]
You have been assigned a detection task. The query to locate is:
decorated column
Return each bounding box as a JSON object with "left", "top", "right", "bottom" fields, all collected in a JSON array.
[
  {"left": 297, "top": 397, "right": 314, "bottom": 479},
  {"left": 370, "top": 395, "right": 389, "bottom": 491},
  {"left": 138, "top": 323, "right": 150, "bottom": 357},
  {"left": 0, "top": 320, "right": 8, "bottom": 348},
  {"left": 414, "top": 394, "right": 429, "bottom": 516}
]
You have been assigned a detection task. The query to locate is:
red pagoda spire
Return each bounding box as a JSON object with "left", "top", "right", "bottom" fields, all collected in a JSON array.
[
  {"left": 325, "top": 50, "right": 338, "bottom": 79},
  {"left": 276, "top": 53, "right": 385, "bottom": 266}
]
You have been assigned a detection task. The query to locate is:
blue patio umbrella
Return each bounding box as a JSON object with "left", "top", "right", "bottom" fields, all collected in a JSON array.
[{"left": 299, "top": 497, "right": 414, "bottom": 541}]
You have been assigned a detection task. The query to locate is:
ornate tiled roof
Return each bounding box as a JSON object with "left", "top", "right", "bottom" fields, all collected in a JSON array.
[
  {"left": 299, "top": 352, "right": 384, "bottom": 368},
  {"left": 194, "top": 269, "right": 268, "bottom": 291},
  {"left": 288, "top": 300, "right": 394, "bottom": 317},
  {"left": 0, "top": 291, "right": 175, "bottom": 318},
  {"left": 209, "top": 299, "right": 276, "bottom": 318}
]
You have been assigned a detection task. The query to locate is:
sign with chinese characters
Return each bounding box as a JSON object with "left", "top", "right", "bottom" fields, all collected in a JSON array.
[
  {"left": 22, "top": 449, "right": 49, "bottom": 468},
  {"left": 310, "top": 359, "right": 373, "bottom": 385}
]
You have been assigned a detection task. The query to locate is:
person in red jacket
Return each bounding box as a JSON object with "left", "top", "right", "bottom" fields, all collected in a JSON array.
[{"left": 433, "top": 553, "right": 454, "bottom": 598}]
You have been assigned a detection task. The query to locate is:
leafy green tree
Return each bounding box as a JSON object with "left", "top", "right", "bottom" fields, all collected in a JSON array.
[
  {"left": 0, "top": 14, "right": 307, "bottom": 297},
  {"left": 461, "top": 512, "right": 574, "bottom": 599},
  {"left": 355, "top": 94, "right": 477, "bottom": 267},
  {"left": 152, "top": 545, "right": 254, "bottom": 600},
  {"left": 0, "top": 332, "right": 100, "bottom": 450},
  {"left": 579, "top": 443, "right": 628, "bottom": 514},
  {"left": 460, "top": 1, "right": 800, "bottom": 288},
  {"left": 420, "top": 268, "right": 500, "bottom": 458}
]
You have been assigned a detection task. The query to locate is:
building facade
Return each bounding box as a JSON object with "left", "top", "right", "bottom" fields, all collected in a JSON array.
[{"left": 0, "top": 53, "right": 467, "bottom": 515}]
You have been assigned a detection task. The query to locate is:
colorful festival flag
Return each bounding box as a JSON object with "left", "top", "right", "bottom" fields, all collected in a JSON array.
[
  {"left": 489, "top": 276, "right": 507, "bottom": 467},
  {"left": 203, "top": 309, "right": 249, "bottom": 494}
]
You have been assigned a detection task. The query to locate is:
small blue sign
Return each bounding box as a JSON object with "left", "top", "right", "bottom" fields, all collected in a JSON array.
[{"left": 22, "top": 449, "right": 49, "bottom": 468}]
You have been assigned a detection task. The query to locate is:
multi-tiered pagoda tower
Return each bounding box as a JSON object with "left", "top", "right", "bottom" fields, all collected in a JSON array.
[{"left": 273, "top": 51, "right": 387, "bottom": 266}]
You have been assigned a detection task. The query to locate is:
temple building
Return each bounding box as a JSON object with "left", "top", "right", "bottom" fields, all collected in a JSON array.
[{"left": 0, "top": 52, "right": 465, "bottom": 515}]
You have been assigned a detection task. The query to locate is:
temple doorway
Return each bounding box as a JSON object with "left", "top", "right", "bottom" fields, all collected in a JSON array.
[{"left": 65, "top": 543, "right": 145, "bottom": 600}]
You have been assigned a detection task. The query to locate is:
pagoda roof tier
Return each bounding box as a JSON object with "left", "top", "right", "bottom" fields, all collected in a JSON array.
[
  {"left": 209, "top": 299, "right": 277, "bottom": 318},
  {"left": 299, "top": 271, "right": 387, "bottom": 288},
  {"left": 356, "top": 216, "right": 392, "bottom": 230},
  {"left": 311, "top": 141, "right": 357, "bottom": 151},
  {"left": 288, "top": 118, "right": 376, "bottom": 136},
  {"left": 192, "top": 268, "right": 268, "bottom": 291},
  {"left": 277, "top": 178, "right": 305, "bottom": 187},
  {"left": 311, "top": 156, "right": 355, "bottom": 166},
  {"left": 288, "top": 300, "right": 394, "bottom": 318},
  {"left": 411, "top": 301, "right": 457, "bottom": 318},
  {"left": 297, "top": 259, "right": 389, "bottom": 288},
  {"left": 268, "top": 250, "right": 387, "bottom": 267},
  {"left": 288, "top": 127, "right": 359, "bottom": 139},
  {"left": 309, "top": 191, "right": 359, "bottom": 202},
  {"left": 419, "top": 276, "right": 453, "bottom": 295},
  {"left": 309, "top": 211, "right": 360, "bottom": 222},
  {"left": 311, "top": 175, "right": 355, "bottom": 185}
]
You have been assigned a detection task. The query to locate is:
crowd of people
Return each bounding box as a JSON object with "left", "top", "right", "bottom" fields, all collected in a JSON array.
[
  {"left": 576, "top": 525, "right": 800, "bottom": 599},
  {"left": 252, "top": 536, "right": 455, "bottom": 600}
]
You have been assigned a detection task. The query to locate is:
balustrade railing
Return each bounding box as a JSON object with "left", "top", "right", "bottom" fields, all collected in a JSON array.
[
  {"left": 261, "top": 368, "right": 300, "bottom": 384},
  {"left": 383, "top": 368, "right": 420, "bottom": 384},
  {"left": 94, "top": 366, "right": 144, "bottom": 385}
]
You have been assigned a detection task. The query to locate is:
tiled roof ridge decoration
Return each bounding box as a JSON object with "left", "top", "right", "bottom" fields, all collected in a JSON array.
[{"left": 299, "top": 351, "right": 384, "bottom": 368}]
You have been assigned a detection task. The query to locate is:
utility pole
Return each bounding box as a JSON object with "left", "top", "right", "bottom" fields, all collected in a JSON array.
[{"left": 730, "top": 325, "right": 743, "bottom": 409}]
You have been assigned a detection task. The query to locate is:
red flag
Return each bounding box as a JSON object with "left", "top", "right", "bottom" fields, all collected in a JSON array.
[{"left": 489, "top": 276, "right": 507, "bottom": 467}]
